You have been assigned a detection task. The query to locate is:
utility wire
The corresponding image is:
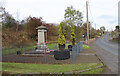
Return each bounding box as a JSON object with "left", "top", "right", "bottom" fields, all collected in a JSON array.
[{"left": 90, "top": 4, "right": 117, "bottom": 12}]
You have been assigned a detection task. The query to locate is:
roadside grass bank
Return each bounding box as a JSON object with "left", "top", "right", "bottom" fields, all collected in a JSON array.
[
  {"left": 81, "top": 68, "right": 103, "bottom": 74},
  {"left": 3, "top": 43, "right": 91, "bottom": 55},
  {"left": 2, "top": 62, "right": 103, "bottom": 74},
  {"left": 111, "top": 38, "right": 120, "bottom": 43}
]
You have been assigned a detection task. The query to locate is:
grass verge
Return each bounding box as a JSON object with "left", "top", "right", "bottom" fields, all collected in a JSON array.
[
  {"left": 111, "top": 38, "right": 120, "bottom": 43},
  {"left": 2, "top": 62, "right": 103, "bottom": 74},
  {"left": 82, "top": 44, "right": 91, "bottom": 49},
  {"left": 81, "top": 68, "right": 103, "bottom": 74}
]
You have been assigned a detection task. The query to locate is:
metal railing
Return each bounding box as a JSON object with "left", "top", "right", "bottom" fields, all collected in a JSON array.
[{"left": 72, "top": 41, "right": 83, "bottom": 62}]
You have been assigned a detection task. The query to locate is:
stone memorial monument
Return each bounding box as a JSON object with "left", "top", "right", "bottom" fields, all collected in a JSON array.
[{"left": 36, "top": 26, "right": 48, "bottom": 52}]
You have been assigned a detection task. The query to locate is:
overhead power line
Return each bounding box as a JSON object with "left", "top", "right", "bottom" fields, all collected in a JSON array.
[{"left": 90, "top": 5, "right": 117, "bottom": 12}]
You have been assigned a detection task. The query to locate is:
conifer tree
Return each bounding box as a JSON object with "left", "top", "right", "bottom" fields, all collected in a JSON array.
[
  {"left": 71, "top": 26, "right": 76, "bottom": 45},
  {"left": 58, "top": 22, "right": 66, "bottom": 48}
]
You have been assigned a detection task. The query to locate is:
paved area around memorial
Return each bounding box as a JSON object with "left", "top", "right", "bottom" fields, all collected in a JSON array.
[{"left": 2, "top": 49, "right": 101, "bottom": 64}]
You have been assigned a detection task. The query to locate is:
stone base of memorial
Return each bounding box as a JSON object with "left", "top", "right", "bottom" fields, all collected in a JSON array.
[
  {"left": 36, "top": 50, "right": 50, "bottom": 53},
  {"left": 36, "top": 44, "right": 50, "bottom": 53},
  {"left": 54, "top": 49, "right": 70, "bottom": 60}
]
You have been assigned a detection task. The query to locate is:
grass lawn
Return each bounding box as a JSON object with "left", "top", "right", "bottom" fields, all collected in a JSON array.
[
  {"left": 2, "top": 42, "right": 91, "bottom": 55},
  {"left": 2, "top": 62, "right": 103, "bottom": 74},
  {"left": 2, "top": 45, "right": 34, "bottom": 55},
  {"left": 48, "top": 42, "right": 91, "bottom": 50},
  {"left": 48, "top": 42, "right": 72, "bottom": 50}
]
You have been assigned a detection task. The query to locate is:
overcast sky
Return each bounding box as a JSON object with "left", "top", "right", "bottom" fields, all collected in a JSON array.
[{"left": 1, "top": 0, "right": 119, "bottom": 31}]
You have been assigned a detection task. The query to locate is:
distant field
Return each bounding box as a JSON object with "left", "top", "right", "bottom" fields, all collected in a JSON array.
[{"left": 2, "top": 62, "right": 103, "bottom": 74}]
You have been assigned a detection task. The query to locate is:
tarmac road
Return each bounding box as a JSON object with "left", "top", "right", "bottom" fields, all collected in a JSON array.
[
  {"left": 90, "top": 33, "right": 119, "bottom": 74},
  {"left": 96, "top": 33, "right": 118, "bottom": 56}
]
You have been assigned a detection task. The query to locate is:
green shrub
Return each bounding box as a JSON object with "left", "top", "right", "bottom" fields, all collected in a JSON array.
[
  {"left": 71, "top": 26, "right": 76, "bottom": 45},
  {"left": 58, "top": 22, "right": 66, "bottom": 45},
  {"left": 111, "top": 31, "right": 117, "bottom": 38}
]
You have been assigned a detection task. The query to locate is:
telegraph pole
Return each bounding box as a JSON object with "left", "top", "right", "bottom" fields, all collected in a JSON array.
[
  {"left": 86, "top": 1, "right": 89, "bottom": 44},
  {"left": 95, "top": 24, "right": 96, "bottom": 30},
  {"left": 16, "top": 10, "right": 19, "bottom": 32}
]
